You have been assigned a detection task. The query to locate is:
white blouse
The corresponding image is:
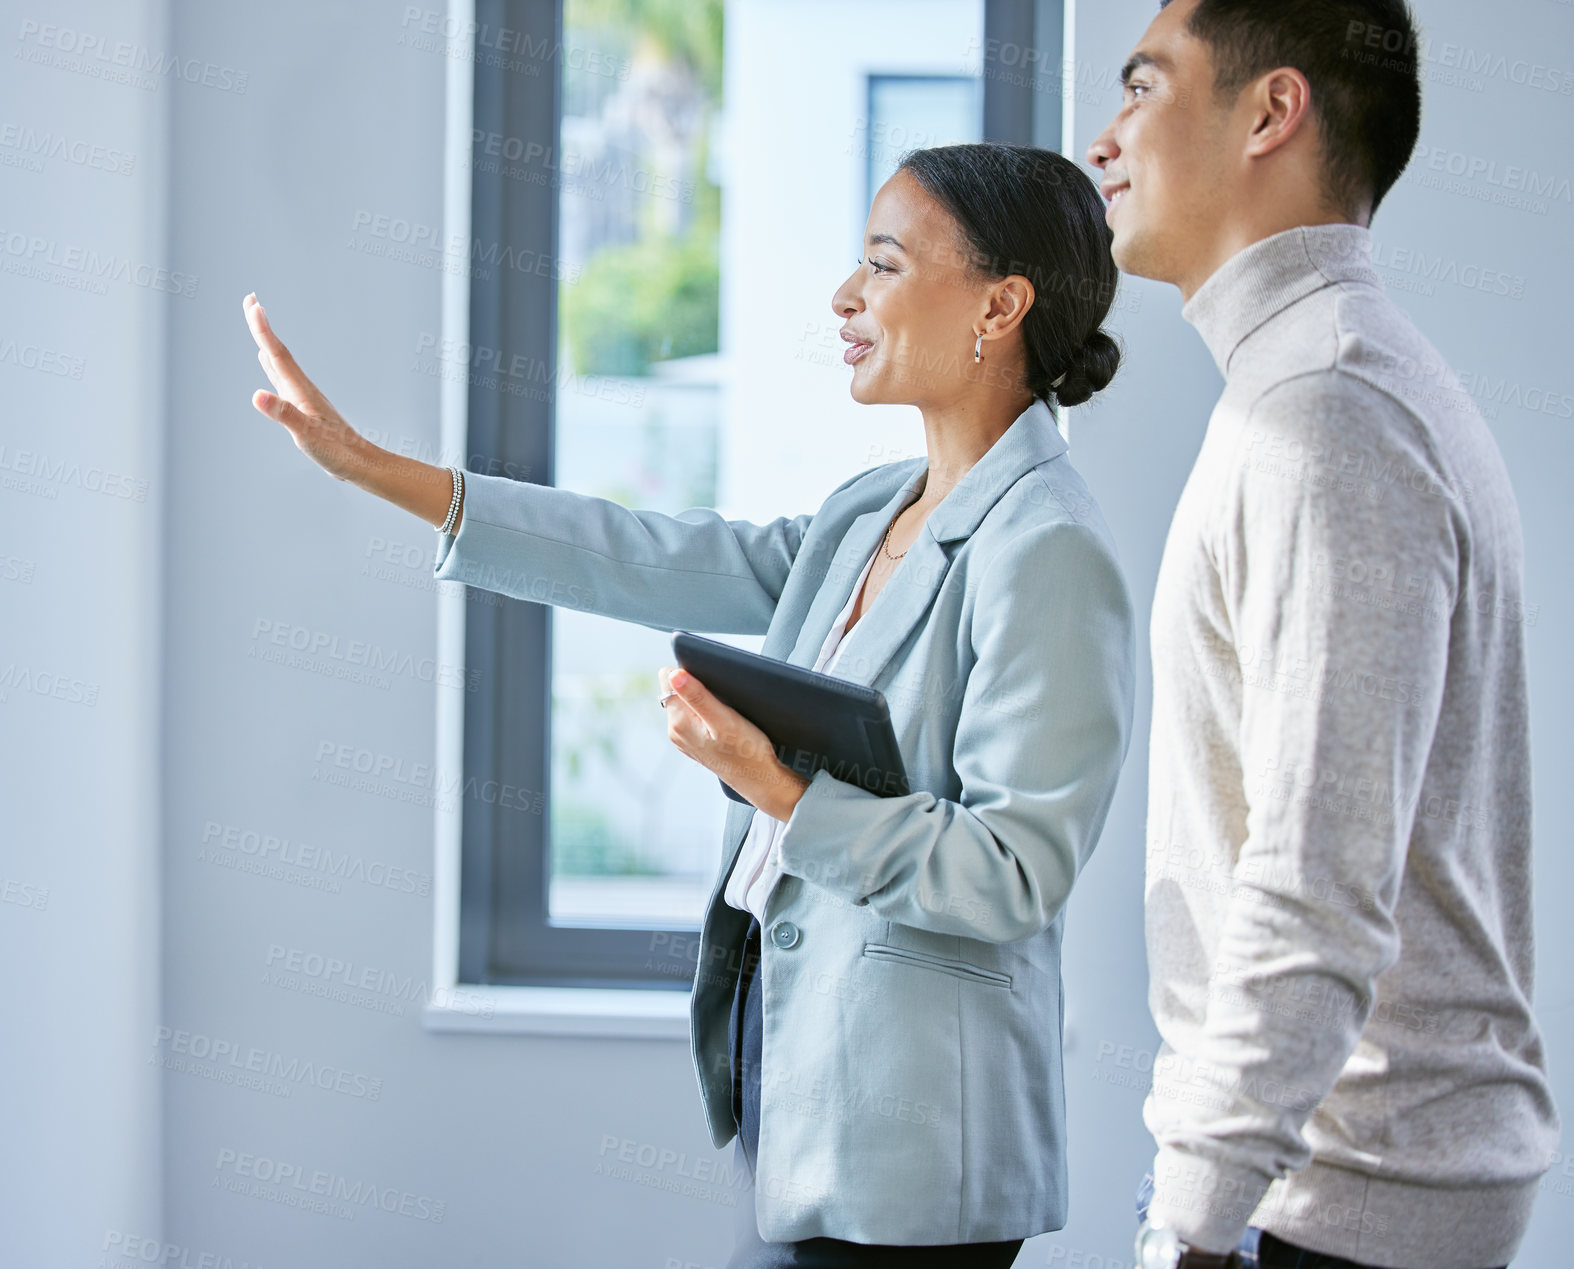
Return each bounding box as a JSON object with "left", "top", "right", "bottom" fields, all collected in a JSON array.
[{"left": 721, "top": 538, "right": 884, "bottom": 923}]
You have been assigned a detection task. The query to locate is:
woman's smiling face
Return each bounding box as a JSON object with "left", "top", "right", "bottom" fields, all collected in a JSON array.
[{"left": 832, "top": 168, "right": 1005, "bottom": 409}]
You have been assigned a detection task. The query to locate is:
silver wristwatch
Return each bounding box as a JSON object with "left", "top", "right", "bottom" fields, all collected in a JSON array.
[{"left": 1135, "top": 1218, "right": 1246, "bottom": 1269}]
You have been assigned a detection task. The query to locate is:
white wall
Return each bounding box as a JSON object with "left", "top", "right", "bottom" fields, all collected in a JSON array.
[
  {"left": 4, "top": 1, "right": 1569, "bottom": 1266},
  {"left": 0, "top": 0, "right": 168, "bottom": 1260},
  {"left": 155, "top": 3, "right": 738, "bottom": 1266}
]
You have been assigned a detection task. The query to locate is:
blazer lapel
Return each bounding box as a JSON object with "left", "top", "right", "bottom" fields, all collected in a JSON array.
[
  {"left": 784, "top": 468, "right": 925, "bottom": 669},
  {"left": 787, "top": 399, "right": 1069, "bottom": 690},
  {"left": 705, "top": 400, "right": 1069, "bottom": 895}
]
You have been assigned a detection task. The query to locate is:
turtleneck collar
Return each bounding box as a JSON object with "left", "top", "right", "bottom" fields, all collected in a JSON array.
[{"left": 1180, "top": 223, "right": 1384, "bottom": 377}]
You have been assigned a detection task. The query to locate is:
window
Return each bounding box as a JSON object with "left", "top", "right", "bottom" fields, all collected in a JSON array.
[
  {"left": 863, "top": 75, "right": 981, "bottom": 216},
  {"left": 456, "top": 0, "right": 1062, "bottom": 991}
]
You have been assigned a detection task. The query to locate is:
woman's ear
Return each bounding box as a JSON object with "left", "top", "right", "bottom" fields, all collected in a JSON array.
[{"left": 981, "top": 274, "right": 1035, "bottom": 338}]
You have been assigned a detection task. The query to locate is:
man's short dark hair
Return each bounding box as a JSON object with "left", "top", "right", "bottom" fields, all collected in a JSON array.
[{"left": 1161, "top": 0, "right": 1422, "bottom": 217}]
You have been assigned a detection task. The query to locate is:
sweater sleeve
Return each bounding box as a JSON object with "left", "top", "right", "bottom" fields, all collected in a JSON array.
[
  {"left": 773, "top": 519, "right": 1135, "bottom": 942},
  {"left": 1144, "top": 373, "right": 1462, "bottom": 1251}
]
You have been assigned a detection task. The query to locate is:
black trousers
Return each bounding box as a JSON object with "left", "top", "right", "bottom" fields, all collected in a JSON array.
[
  {"left": 1258, "top": 1231, "right": 1507, "bottom": 1269},
  {"left": 724, "top": 915, "right": 1025, "bottom": 1269}
]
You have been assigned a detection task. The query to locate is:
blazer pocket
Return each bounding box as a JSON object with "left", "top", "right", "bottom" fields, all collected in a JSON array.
[{"left": 861, "top": 942, "right": 1013, "bottom": 989}]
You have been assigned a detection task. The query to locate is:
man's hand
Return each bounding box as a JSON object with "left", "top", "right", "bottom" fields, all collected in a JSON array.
[{"left": 657, "top": 665, "right": 811, "bottom": 820}]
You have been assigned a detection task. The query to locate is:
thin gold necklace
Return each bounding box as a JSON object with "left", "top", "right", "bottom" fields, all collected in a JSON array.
[{"left": 880, "top": 517, "right": 908, "bottom": 561}]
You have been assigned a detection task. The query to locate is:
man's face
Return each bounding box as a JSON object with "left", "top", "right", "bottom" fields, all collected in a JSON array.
[{"left": 1085, "top": 0, "right": 1235, "bottom": 287}]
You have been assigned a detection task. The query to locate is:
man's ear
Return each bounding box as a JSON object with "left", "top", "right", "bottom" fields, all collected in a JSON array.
[{"left": 1243, "top": 66, "right": 1313, "bottom": 159}]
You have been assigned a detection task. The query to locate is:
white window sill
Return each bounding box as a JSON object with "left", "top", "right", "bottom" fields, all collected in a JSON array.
[{"left": 422, "top": 985, "right": 692, "bottom": 1039}]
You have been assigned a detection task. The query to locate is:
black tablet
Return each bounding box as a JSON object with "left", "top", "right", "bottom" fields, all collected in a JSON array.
[{"left": 671, "top": 630, "right": 911, "bottom": 805}]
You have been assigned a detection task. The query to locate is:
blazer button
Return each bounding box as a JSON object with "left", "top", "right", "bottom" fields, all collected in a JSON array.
[{"left": 769, "top": 920, "right": 800, "bottom": 950}]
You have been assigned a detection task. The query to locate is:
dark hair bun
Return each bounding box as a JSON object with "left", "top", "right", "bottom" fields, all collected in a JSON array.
[{"left": 1053, "top": 328, "right": 1121, "bottom": 408}]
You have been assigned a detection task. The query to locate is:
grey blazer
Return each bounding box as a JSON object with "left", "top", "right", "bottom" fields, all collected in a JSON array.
[{"left": 433, "top": 399, "right": 1136, "bottom": 1244}]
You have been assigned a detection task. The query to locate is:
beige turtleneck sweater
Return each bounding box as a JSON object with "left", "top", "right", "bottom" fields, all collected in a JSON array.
[{"left": 1142, "top": 223, "right": 1558, "bottom": 1267}]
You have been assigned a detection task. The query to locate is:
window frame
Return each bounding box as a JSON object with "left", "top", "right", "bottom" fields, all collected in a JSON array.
[{"left": 449, "top": 0, "right": 1066, "bottom": 997}]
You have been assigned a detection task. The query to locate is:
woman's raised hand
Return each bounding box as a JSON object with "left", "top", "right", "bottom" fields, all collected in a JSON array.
[{"left": 243, "top": 292, "right": 369, "bottom": 482}]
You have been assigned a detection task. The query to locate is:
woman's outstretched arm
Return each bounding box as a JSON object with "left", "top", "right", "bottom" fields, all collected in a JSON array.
[{"left": 241, "top": 292, "right": 846, "bottom": 634}]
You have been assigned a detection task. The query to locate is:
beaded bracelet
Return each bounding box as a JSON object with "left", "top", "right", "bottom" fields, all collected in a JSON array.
[{"left": 438, "top": 464, "right": 464, "bottom": 535}]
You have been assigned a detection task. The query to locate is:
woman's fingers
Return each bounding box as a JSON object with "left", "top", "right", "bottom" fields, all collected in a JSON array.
[
  {"left": 256, "top": 346, "right": 284, "bottom": 396},
  {"left": 242, "top": 295, "right": 367, "bottom": 484},
  {"left": 242, "top": 295, "right": 302, "bottom": 391},
  {"left": 253, "top": 335, "right": 317, "bottom": 414},
  {"left": 251, "top": 387, "right": 306, "bottom": 432},
  {"left": 242, "top": 292, "right": 283, "bottom": 357},
  {"left": 241, "top": 293, "right": 332, "bottom": 414}
]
